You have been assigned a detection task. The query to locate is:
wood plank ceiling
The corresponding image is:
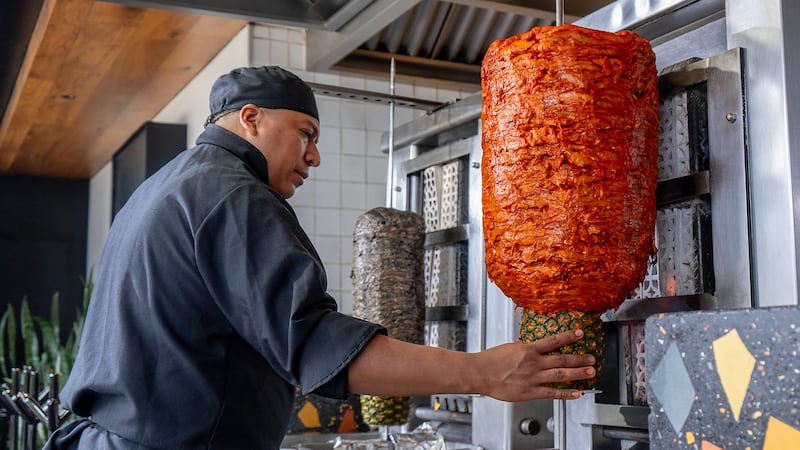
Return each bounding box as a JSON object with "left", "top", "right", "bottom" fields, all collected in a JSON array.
[{"left": 0, "top": 0, "right": 245, "bottom": 180}]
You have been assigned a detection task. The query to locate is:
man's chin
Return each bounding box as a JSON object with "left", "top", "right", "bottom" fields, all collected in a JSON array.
[{"left": 283, "top": 187, "right": 297, "bottom": 199}]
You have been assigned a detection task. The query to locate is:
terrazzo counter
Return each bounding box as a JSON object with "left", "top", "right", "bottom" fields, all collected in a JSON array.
[{"left": 646, "top": 306, "right": 800, "bottom": 449}]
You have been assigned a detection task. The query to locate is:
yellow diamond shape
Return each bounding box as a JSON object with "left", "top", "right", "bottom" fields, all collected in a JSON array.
[
  {"left": 712, "top": 329, "right": 755, "bottom": 421},
  {"left": 298, "top": 401, "right": 321, "bottom": 428},
  {"left": 763, "top": 416, "right": 800, "bottom": 450}
]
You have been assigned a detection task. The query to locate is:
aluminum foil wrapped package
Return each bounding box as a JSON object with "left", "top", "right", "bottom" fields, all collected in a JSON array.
[
  {"left": 390, "top": 422, "right": 445, "bottom": 450},
  {"left": 332, "top": 436, "right": 393, "bottom": 450}
]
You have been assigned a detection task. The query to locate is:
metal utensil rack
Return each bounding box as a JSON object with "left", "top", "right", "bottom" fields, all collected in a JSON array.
[{"left": 0, "top": 367, "right": 72, "bottom": 450}]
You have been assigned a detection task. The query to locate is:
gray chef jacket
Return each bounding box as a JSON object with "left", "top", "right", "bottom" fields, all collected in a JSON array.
[{"left": 47, "top": 125, "right": 385, "bottom": 449}]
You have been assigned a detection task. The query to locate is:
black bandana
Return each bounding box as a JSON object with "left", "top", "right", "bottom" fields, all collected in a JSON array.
[{"left": 205, "top": 66, "right": 319, "bottom": 126}]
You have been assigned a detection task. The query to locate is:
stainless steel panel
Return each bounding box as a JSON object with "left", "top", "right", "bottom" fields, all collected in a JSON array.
[
  {"left": 575, "top": 0, "right": 724, "bottom": 40},
  {"left": 652, "top": 16, "right": 727, "bottom": 71},
  {"left": 655, "top": 48, "right": 752, "bottom": 308},
  {"left": 381, "top": 93, "right": 482, "bottom": 153},
  {"left": 466, "top": 134, "right": 486, "bottom": 355},
  {"left": 705, "top": 48, "right": 753, "bottom": 308},
  {"left": 566, "top": 395, "right": 649, "bottom": 429},
  {"left": 388, "top": 145, "right": 415, "bottom": 212},
  {"left": 728, "top": 0, "right": 800, "bottom": 307},
  {"left": 400, "top": 139, "right": 473, "bottom": 175}
]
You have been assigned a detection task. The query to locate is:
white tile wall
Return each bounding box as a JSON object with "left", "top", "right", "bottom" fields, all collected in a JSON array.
[
  {"left": 250, "top": 23, "right": 473, "bottom": 314},
  {"left": 313, "top": 180, "right": 341, "bottom": 209},
  {"left": 252, "top": 23, "right": 306, "bottom": 71},
  {"left": 340, "top": 155, "right": 366, "bottom": 184}
]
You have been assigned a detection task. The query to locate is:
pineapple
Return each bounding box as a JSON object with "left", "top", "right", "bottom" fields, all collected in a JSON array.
[
  {"left": 359, "top": 394, "right": 409, "bottom": 426},
  {"left": 519, "top": 308, "right": 603, "bottom": 390}
]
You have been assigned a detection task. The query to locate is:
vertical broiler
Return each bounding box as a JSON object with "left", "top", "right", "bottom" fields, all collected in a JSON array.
[
  {"left": 481, "top": 23, "right": 659, "bottom": 390},
  {"left": 382, "top": 0, "right": 799, "bottom": 448}
]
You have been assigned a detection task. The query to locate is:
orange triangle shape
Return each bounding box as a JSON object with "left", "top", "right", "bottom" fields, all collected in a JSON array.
[
  {"left": 763, "top": 416, "right": 800, "bottom": 450},
  {"left": 338, "top": 409, "right": 357, "bottom": 433}
]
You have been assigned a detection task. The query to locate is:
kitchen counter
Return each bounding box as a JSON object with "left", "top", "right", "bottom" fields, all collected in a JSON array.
[{"left": 646, "top": 305, "right": 800, "bottom": 449}]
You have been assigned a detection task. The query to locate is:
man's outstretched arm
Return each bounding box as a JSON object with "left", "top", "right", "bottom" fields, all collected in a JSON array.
[{"left": 347, "top": 329, "right": 596, "bottom": 401}]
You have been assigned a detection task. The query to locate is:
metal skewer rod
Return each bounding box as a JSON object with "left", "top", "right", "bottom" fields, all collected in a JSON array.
[
  {"left": 555, "top": 0, "right": 564, "bottom": 26},
  {"left": 558, "top": 398, "right": 567, "bottom": 449},
  {"left": 385, "top": 57, "right": 396, "bottom": 208},
  {"left": 555, "top": 6, "right": 566, "bottom": 445}
]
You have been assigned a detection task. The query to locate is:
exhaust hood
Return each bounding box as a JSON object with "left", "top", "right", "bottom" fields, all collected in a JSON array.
[{"left": 104, "top": 0, "right": 615, "bottom": 85}]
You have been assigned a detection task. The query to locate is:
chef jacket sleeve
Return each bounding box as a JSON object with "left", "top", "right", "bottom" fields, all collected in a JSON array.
[{"left": 194, "top": 184, "right": 386, "bottom": 398}]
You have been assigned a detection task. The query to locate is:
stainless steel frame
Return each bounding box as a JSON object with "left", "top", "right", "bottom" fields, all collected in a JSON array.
[{"left": 727, "top": 0, "right": 800, "bottom": 308}]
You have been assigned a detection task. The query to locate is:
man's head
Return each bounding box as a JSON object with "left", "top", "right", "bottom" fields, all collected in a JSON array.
[{"left": 207, "top": 66, "right": 321, "bottom": 199}]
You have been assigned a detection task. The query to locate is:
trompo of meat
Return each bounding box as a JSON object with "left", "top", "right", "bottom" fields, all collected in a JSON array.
[{"left": 481, "top": 24, "right": 659, "bottom": 314}]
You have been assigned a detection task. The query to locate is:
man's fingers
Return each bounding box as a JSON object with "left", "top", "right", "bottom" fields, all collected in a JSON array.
[
  {"left": 545, "top": 352, "right": 596, "bottom": 369},
  {"left": 546, "top": 387, "right": 582, "bottom": 400},
  {"left": 541, "top": 366, "right": 596, "bottom": 384},
  {"left": 532, "top": 329, "right": 584, "bottom": 353}
]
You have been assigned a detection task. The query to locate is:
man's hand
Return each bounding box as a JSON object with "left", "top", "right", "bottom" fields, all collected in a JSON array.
[{"left": 475, "top": 329, "right": 596, "bottom": 401}]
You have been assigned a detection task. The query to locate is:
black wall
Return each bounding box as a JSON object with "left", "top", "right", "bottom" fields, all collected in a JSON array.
[
  {"left": 0, "top": 175, "right": 88, "bottom": 343},
  {"left": 113, "top": 122, "right": 186, "bottom": 217}
]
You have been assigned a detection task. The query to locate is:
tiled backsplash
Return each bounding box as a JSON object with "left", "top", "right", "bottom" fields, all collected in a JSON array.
[{"left": 251, "top": 23, "right": 474, "bottom": 314}]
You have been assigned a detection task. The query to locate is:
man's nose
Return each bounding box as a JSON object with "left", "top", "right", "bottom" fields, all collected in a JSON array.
[{"left": 307, "top": 143, "right": 321, "bottom": 167}]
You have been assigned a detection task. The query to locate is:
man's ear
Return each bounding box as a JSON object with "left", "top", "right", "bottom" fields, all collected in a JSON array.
[{"left": 239, "top": 104, "right": 260, "bottom": 134}]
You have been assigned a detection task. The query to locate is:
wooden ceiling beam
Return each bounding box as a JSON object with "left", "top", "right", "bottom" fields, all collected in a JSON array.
[
  {"left": 0, "top": 0, "right": 58, "bottom": 172},
  {"left": 0, "top": 0, "right": 245, "bottom": 179}
]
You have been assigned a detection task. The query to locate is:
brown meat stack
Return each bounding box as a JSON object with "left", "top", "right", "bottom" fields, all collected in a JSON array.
[
  {"left": 351, "top": 207, "right": 426, "bottom": 425},
  {"left": 481, "top": 24, "right": 659, "bottom": 388}
]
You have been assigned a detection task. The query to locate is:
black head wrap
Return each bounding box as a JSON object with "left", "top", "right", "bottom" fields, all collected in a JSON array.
[{"left": 205, "top": 66, "right": 319, "bottom": 126}]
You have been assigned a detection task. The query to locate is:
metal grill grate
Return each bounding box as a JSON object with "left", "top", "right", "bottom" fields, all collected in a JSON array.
[{"left": 658, "top": 90, "right": 692, "bottom": 181}]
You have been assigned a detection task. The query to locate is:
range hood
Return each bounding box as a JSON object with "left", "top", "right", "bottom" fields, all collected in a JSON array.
[
  {"left": 104, "top": 0, "right": 376, "bottom": 30},
  {"left": 105, "top": 0, "right": 615, "bottom": 85}
]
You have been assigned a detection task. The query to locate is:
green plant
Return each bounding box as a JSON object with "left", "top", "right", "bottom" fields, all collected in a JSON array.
[{"left": 0, "top": 276, "right": 92, "bottom": 388}]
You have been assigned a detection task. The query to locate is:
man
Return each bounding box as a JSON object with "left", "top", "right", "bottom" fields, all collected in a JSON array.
[{"left": 45, "top": 66, "right": 595, "bottom": 449}]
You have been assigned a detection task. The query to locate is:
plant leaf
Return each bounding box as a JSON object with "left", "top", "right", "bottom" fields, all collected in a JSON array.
[
  {"left": 7, "top": 303, "right": 17, "bottom": 370},
  {"left": 36, "top": 317, "right": 60, "bottom": 375},
  {"left": 50, "top": 292, "right": 61, "bottom": 346},
  {"left": 0, "top": 306, "right": 9, "bottom": 379},
  {"left": 20, "top": 298, "right": 38, "bottom": 370}
]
